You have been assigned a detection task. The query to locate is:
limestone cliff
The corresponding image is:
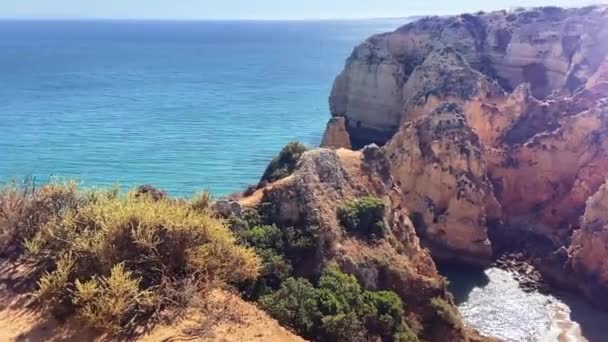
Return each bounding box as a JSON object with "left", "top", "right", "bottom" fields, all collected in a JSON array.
[
  {"left": 329, "top": 6, "right": 608, "bottom": 147},
  {"left": 325, "top": 5, "right": 608, "bottom": 308},
  {"left": 384, "top": 103, "right": 500, "bottom": 265}
]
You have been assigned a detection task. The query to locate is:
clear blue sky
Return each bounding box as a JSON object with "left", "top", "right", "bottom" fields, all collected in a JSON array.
[{"left": 0, "top": 0, "right": 602, "bottom": 20}]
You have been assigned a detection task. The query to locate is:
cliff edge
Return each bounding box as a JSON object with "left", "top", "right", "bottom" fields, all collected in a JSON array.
[{"left": 323, "top": 5, "right": 608, "bottom": 308}]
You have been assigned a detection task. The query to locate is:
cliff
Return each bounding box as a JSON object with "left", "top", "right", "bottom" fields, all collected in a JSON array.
[
  {"left": 384, "top": 103, "right": 500, "bottom": 265},
  {"left": 568, "top": 183, "right": 608, "bottom": 308},
  {"left": 241, "top": 147, "right": 492, "bottom": 341},
  {"left": 329, "top": 5, "right": 608, "bottom": 148},
  {"left": 325, "top": 5, "right": 608, "bottom": 308}
]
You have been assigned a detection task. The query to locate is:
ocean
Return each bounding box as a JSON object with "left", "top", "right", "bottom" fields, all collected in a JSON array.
[{"left": 0, "top": 19, "right": 405, "bottom": 196}]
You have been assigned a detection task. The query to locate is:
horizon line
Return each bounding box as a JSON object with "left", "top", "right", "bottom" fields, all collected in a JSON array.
[{"left": 0, "top": 15, "right": 427, "bottom": 22}]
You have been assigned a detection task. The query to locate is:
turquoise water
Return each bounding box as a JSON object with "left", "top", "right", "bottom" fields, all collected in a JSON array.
[{"left": 0, "top": 19, "right": 404, "bottom": 196}]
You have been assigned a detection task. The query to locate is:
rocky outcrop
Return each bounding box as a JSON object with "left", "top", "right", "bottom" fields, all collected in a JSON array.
[
  {"left": 384, "top": 103, "right": 500, "bottom": 265},
  {"left": 567, "top": 183, "right": 608, "bottom": 308},
  {"left": 320, "top": 117, "right": 352, "bottom": 149},
  {"left": 247, "top": 148, "right": 490, "bottom": 341},
  {"left": 487, "top": 99, "right": 608, "bottom": 240},
  {"left": 328, "top": 6, "right": 608, "bottom": 147}
]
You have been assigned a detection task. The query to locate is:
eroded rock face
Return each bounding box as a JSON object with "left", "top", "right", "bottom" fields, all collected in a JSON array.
[
  {"left": 487, "top": 100, "right": 608, "bottom": 240},
  {"left": 328, "top": 6, "right": 608, "bottom": 146},
  {"left": 384, "top": 103, "right": 500, "bottom": 265},
  {"left": 324, "top": 5, "right": 608, "bottom": 307},
  {"left": 568, "top": 183, "right": 608, "bottom": 308},
  {"left": 253, "top": 148, "right": 487, "bottom": 341}
]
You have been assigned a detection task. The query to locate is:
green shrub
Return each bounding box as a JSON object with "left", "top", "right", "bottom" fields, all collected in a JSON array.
[
  {"left": 321, "top": 312, "right": 366, "bottom": 342},
  {"left": 258, "top": 265, "right": 419, "bottom": 342},
  {"left": 27, "top": 190, "right": 260, "bottom": 335},
  {"left": 261, "top": 142, "right": 308, "bottom": 183},
  {"left": 234, "top": 204, "right": 318, "bottom": 300},
  {"left": 259, "top": 277, "right": 321, "bottom": 337},
  {"left": 337, "top": 196, "right": 387, "bottom": 240},
  {"left": 238, "top": 224, "right": 293, "bottom": 298}
]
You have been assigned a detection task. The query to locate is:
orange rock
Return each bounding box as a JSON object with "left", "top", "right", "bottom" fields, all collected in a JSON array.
[{"left": 320, "top": 116, "right": 352, "bottom": 149}]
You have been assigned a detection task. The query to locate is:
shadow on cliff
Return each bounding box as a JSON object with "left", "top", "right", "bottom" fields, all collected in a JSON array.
[{"left": 435, "top": 262, "right": 490, "bottom": 305}]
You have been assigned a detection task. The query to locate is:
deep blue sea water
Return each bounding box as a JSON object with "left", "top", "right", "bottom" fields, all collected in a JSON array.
[{"left": 0, "top": 19, "right": 404, "bottom": 196}]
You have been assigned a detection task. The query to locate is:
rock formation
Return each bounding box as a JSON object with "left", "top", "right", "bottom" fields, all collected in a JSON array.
[
  {"left": 243, "top": 148, "right": 491, "bottom": 341},
  {"left": 384, "top": 103, "right": 500, "bottom": 265},
  {"left": 320, "top": 117, "right": 352, "bottom": 149},
  {"left": 567, "top": 183, "right": 608, "bottom": 308},
  {"left": 329, "top": 6, "right": 608, "bottom": 147},
  {"left": 323, "top": 5, "right": 608, "bottom": 307}
]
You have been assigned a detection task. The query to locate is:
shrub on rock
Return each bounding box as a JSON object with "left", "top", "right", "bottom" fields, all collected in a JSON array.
[
  {"left": 260, "top": 142, "right": 308, "bottom": 183},
  {"left": 259, "top": 265, "right": 418, "bottom": 342},
  {"left": 337, "top": 196, "right": 387, "bottom": 240}
]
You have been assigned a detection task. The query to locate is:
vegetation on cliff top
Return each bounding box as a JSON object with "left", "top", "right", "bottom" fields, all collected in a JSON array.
[
  {"left": 0, "top": 181, "right": 260, "bottom": 335},
  {"left": 225, "top": 198, "right": 422, "bottom": 342},
  {"left": 260, "top": 141, "right": 308, "bottom": 184}
]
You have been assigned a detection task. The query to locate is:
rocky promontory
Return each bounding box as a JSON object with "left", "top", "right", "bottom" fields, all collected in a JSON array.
[{"left": 323, "top": 5, "right": 608, "bottom": 308}]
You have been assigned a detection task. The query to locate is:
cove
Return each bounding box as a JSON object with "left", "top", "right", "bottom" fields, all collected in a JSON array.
[{"left": 438, "top": 264, "right": 608, "bottom": 342}]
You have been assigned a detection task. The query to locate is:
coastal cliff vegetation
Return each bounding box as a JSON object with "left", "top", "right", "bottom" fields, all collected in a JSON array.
[{"left": 0, "top": 181, "right": 260, "bottom": 335}]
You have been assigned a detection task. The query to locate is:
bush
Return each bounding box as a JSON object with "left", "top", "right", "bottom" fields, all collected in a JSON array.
[
  {"left": 337, "top": 196, "right": 387, "bottom": 240},
  {"left": 238, "top": 224, "right": 293, "bottom": 298},
  {"left": 430, "top": 297, "right": 461, "bottom": 328},
  {"left": 260, "top": 142, "right": 307, "bottom": 183},
  {"left": 259, "top": 277, "right": 321, "bottom": 337},
  {"left": 72, "top": 264, "right": 156, "bottom": 334},
  {"left": 258, "top": 265, "right": 418, "bottom": 342},
  {"left": 0, "top": 180, "right": 85, "bottom": 256},
  {"left": 26, "top": 190, "right": 260, "bottom": 335},
  {"left": 234, "top": 204, "right": 318, "bottom": 300}
]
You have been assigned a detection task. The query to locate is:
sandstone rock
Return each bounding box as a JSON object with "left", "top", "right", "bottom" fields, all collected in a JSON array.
[
  {"left": 487, "top": 101, "right": 608, "bottom": 240},
  {"left": 567, "top": 182, "right": 608, "bottom": 307},
  {"left": 327, "top": 6, "right": 608, "bottom": 146},
  {"left": 384, "top": 103, "right": 500, "bottom": 265},
  {"left": 320, "top": 116, "right": 351, "bottom": 149},
  {"left": 321, "top": 2, "right": 608, "bottom": 316}
]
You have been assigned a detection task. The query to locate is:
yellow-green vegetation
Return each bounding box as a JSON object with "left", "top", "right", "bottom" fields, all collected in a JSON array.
[
  {"left": 260, "top": 141, "right": 308, "bottom": 184},
  {"left": 430, "top": 297, "right": 461, "bottom": 328},
  {"left": 259, "top": 265, "right": 419, "bottom": 342},
  {"left": 337, "top": 196, "right": 387, "bottom": 240},
  {"left": 0, "top": 180, "right": 84, "bottom": 254},
  {"left": 1, "top": 181, "right": 260, "bottom": 335}
]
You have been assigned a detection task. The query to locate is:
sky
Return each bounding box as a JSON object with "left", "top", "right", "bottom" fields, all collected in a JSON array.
[{"left": 0, "top": 0, "right": 603, "bottom": 20}]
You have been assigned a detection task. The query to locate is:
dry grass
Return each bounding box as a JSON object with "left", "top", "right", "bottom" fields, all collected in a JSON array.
[
  {"left": 0, "top": 181, "right": 261, "bottom": 336},
  {"left": 0, "top": 180, "right": 83, "bottom": 256}
]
